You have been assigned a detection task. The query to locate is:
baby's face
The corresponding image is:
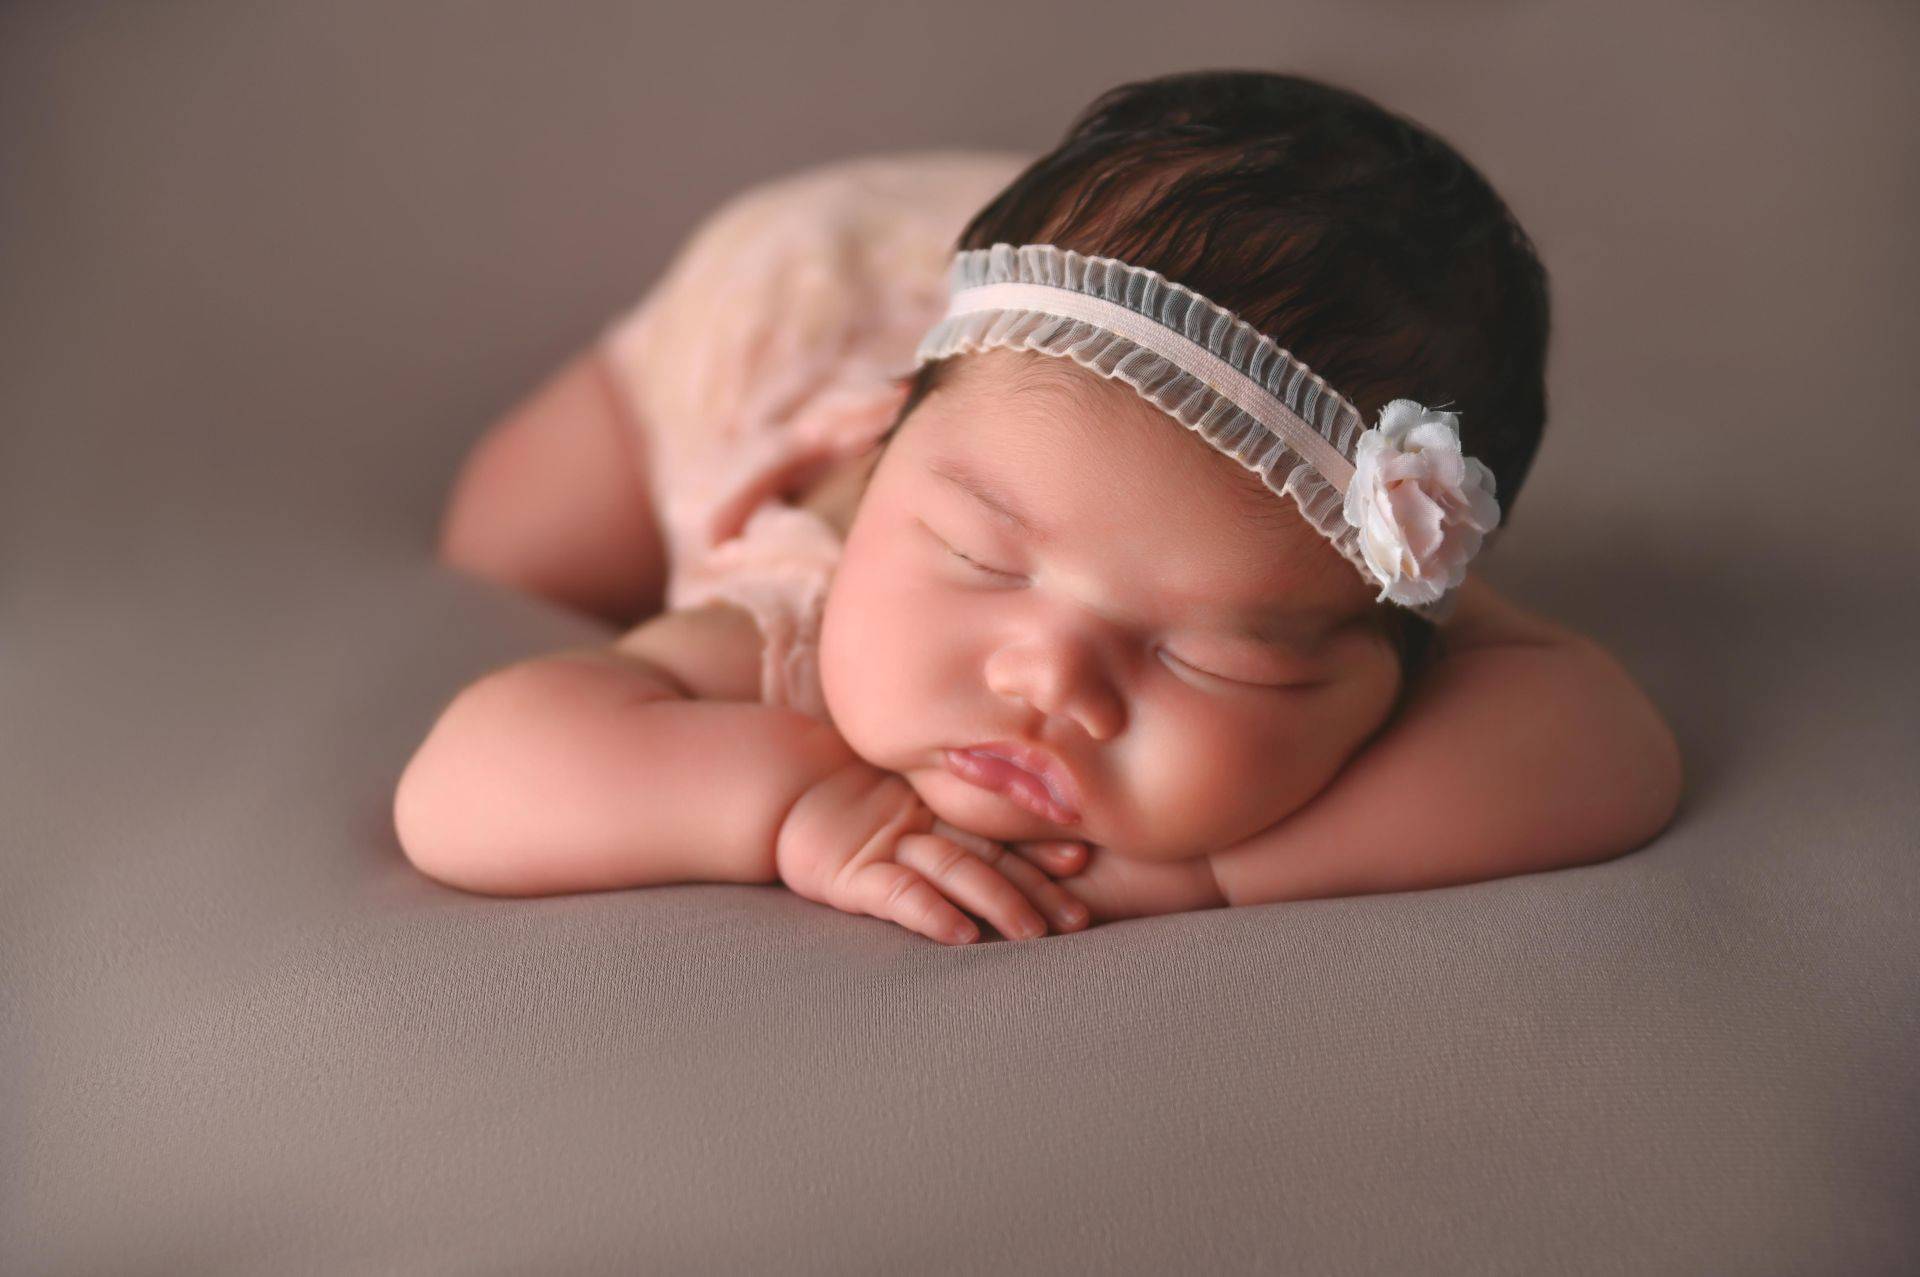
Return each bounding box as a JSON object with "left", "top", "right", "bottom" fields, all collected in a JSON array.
[{"left": 817, "top": 350, "right": 1403, "bottom": 863}]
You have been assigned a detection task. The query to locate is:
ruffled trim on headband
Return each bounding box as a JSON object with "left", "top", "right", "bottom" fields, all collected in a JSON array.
[{"left": 909, "top": 243, "right": 1440, "bottom": 611}]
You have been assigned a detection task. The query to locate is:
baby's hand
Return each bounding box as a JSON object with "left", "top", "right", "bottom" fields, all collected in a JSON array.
[
  {"left": 1004, "top": 839, "right": 1089, "bottom": 878},
  {"left": 1021, "top": 841, "right": 1228, "bottom": 924},
  {"left": 775, "top": 755, "right": 1091, "bottom": 945}
]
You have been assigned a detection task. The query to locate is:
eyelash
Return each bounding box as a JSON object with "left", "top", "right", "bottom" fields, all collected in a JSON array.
[
  {"left": 943, "top": 544, "right": 1020, "bottom": 580},
  {"left": 937, "top": 538, "right": 1296, "bottom": 692},
  {"left": 1162, "top": 647, "right": 1295, "bottom": 692}
]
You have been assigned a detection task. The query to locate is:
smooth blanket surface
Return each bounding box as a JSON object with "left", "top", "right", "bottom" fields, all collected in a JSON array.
[{"left": 4, "top": 3, "right": 1915, "bottom": 1274}]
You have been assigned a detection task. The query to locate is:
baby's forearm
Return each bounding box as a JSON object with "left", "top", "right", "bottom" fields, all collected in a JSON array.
[
  {"left": 394, "top": 651, "right": 854, "bottom": 897},
  {"left": 1207, "top": 619, "right": 1683, "bottom": 907},
  {"left": 1030, "top": 841, "right": 1226, "bottom": 925}
]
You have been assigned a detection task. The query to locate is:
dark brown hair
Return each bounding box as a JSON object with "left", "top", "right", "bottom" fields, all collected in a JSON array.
[{"left": 883, "top": 69, "right": 1555, "bottom": 678}]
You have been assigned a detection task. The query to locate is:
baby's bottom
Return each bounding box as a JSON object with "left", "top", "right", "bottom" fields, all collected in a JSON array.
[{"left": 437, "top": 348, "right": 671, "bottom": 630}]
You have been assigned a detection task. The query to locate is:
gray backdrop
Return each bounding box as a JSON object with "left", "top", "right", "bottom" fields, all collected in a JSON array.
[{"left": 4, "top": 3, "right": 1915, "bottom": 1274}]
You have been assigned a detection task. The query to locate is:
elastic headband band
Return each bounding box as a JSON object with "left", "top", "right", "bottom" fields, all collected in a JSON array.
[
  {"left": 912, "top": 242, "right": 1502, "bottom": 615},
  {"left": 943, "top": 281, "right": 1357, "bottom": 491}
]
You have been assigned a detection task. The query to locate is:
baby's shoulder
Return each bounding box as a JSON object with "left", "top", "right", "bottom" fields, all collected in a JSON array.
[{"left": 610, "top": 600, "right": 767, "bottom": 703}]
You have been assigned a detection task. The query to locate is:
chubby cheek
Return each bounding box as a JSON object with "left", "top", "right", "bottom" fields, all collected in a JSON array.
[
  {"left": 1119, "top": 654, "right": 1399, "bottom": 860},
  {"left": 1136, "top": 660, "right": 1397, "bottom": 852},
  {"left": 1117, "top": 701, "right": 1325, "bottom": 859},
  {"left": 816, "top": 534, "right": 962, "bottom": 766}
]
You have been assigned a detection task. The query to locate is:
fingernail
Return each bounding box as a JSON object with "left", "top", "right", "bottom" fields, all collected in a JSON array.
[{"left": 1062, "top": 903, "right": 1087, "bottom": 925}]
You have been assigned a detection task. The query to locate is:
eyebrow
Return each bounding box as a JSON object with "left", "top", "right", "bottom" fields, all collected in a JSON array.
[
  {"left": 926, "top": 453, "right": 1334, "bottom": 650},
  {"left": 928, "top": 455, "right": 1057, "bottom": 542}
]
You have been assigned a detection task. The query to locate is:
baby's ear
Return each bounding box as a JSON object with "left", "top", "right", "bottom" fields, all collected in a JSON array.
[{"left": 787, "top": 376, "right": 912, "bottom": 451}]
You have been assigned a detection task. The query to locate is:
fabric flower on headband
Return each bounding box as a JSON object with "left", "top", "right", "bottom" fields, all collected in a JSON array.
[{"left": 1341, "top": 400, "right": 1502, "bottom": 608}]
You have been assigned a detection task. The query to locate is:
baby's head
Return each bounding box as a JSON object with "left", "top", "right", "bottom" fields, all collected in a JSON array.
[{"left": 818, "top": 70, "right": 1551, "bottom": 862}]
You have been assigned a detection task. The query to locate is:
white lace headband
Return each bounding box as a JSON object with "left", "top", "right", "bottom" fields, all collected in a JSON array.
[{"left": 910, "top": 242, "right": 1502, "bottom": 617}]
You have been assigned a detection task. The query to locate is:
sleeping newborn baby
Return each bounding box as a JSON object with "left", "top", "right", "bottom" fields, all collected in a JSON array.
[
  {"left": 811, "top": 346, "right": 1411, "bottom": 903},
  {"left": 400, "top": 73, "right": 1682, "bottom": 944}
]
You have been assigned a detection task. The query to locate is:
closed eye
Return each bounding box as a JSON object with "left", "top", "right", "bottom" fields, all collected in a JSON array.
[
  {"left": 1158, "top": 646, "right": 1323, "bottom": 693},
  {"left": 1159, "top": 647, "right": 1268, "bottom": 689},
  {"left": 938, "top": 540, "right": 1023, "bottom": 581},
  {"left": 931, "top": 523, "right": 1319, "bottom": 692}
]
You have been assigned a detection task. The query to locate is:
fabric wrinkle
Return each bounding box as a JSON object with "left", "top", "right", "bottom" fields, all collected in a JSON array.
[{"left": 595, "top": 151, "right": 1031, "bottom": 718}]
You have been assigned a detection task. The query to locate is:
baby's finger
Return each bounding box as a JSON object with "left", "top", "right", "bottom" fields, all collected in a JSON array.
[
  {"left": 992, "top": 851, "right": 1092, "bottom": 933},
  {"left": 943, "top": 836, "right": 1089, "bottom": 932},
  {"left": 1008, "top": 840, "right": 1088, "bottom": 878},
  {"left": 927, "top": 819, "right": 1001, "bottom": 858},
  {"left": 843, "top": 859, "right": 979, "bottom": 946},
  {"left": 894, "top": 833, "right": 1049, "bottom": 942}
]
